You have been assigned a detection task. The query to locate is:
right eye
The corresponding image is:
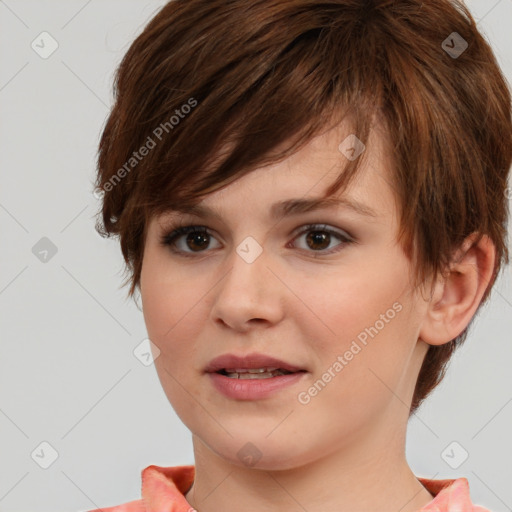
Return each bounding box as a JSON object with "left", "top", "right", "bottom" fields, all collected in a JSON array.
[{"left": 160, "top": 225, "right": 221, "bottom": 257}]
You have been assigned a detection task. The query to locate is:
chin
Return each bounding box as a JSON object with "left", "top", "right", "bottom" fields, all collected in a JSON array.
[{"left": 201, "top": 432, "right": 313, "bottom": 471}]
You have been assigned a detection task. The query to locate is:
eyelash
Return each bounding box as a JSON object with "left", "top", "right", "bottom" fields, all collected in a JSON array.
[{"left": 159, "top": 223, "right": 355, "bottom": 258}]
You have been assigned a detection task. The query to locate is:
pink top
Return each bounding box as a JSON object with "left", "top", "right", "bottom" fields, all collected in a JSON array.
[{"left": 86, "top": 464, "right": 491, "bottom": 512}]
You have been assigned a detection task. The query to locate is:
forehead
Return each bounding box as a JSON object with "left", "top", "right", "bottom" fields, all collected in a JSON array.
[{"left": 153, "top": 118, "right": 397, "bottom": 227}]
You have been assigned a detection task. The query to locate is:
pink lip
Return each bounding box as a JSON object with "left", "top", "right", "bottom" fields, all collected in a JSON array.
[
  {"left": 208, "top": 372, "right": 307, "bottom": 400},
  {"left": 204, "top": 352, "right": 308, "bottom": 400},
  {"left": 204, "top": 352, "right": 305, "bottom": 373}
]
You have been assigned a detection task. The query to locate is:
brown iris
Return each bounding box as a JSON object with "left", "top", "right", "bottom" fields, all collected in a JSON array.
[{"left": 305, "top": 230, "right": 330, "bottom": 250}]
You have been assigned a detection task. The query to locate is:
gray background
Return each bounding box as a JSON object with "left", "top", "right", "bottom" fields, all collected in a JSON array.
[{"left": 0, "top": 1, "right": 511, "bottom": 511}]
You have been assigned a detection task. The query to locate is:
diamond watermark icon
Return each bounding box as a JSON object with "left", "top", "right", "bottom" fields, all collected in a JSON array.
[
  {"left": 31, "top": 31, "right": 59, "bottom": 59},
  {"left": 442, "top": 32, "right": 468, "bottom": 59},
  {"left": 31, "top": 441, "right": 59, "bottom": 469},
  {"left": 338, "top": 134, "right": 365, "bottom": 161},
  {"left": 133, "top": 338, "right": 161, "bottom": 366},
  {"left": 237, "top": 442, "right": 262, "bottom": 467},
  {"left": 32, "top": 237, "right": 58, "bottom": 263},
  {"left": 441, "top": 441, "right": 469, "bottom": 469},
  {"left": 236, "top": 236, "right": 263, "bottom": 264}
]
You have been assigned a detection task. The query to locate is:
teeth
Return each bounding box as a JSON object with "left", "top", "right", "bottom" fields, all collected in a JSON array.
[
  {"left": 225, "top": 369, "right": 288, "bottom": 379},
  {"left": 225, "top": 367, "right": 279, "bottom": 373}
]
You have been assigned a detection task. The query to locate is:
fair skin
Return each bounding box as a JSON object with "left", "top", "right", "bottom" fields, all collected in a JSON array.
[{"left": 139, "top": 120, "right": 495, "bottom": 512}]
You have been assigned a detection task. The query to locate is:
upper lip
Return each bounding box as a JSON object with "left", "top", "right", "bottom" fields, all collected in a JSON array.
[{"left": 204, "top": 352, "right": 306, "bottom": 373}]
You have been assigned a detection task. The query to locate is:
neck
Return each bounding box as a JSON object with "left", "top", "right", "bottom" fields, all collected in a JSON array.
[{"left": 184, "top": 423, "right": 434, "bottom": 512}]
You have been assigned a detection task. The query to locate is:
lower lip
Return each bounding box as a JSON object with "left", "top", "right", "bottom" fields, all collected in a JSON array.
[{"left": 207, "top": 371, "right": 307, "bottom": 400}]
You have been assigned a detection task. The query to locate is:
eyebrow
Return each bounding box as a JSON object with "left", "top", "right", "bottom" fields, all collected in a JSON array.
[{"left": 167, "top": 196, "right": 378, "bottom": 220}]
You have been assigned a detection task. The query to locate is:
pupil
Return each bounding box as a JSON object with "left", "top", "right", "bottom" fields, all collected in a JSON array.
[
  {"left": 306, "top": 231, "right": 329, "bottom": 250},
  {"left": 187, "top": 232, "right": 209, "bottom": 251}
]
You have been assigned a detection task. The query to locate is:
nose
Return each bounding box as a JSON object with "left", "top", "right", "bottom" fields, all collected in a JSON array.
[{"left": 210, "top": 242, "right": 285, "bottom": 332}]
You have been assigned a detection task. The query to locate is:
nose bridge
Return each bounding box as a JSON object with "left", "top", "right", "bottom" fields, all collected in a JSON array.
[
  {"left": 211, "top": 236, "right": 283, "bottom": 328},
  {"left": 220, "top": 237, "right": 269, "bottom": 301}
]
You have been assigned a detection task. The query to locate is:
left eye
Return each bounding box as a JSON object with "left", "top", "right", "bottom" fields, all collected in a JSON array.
[
  {"left": 160, "top": 223, "right": 353, "bottom": 256},
  {"left": 290, "top": 224, "right": 353, "bottom": 253}
]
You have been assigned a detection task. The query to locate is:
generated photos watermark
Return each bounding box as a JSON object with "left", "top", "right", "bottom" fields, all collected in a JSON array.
[
  {"left": 297, "top": 301, "right": 403, "bottom": 405},
  {"left": 94, "top": 97, "right": 198, "bottom": 198}
]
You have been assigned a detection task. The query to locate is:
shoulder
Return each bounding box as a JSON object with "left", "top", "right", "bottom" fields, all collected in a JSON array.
[
  {"left": 83, "top": 464, "right": 195, "bottom": 512},
  {"left": 418, "top": 476, "right": 492, "bottom": 512}
]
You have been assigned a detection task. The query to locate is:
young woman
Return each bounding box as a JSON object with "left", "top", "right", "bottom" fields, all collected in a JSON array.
[{"left": 89, "top": 0, "right": 512, "bottom": 510}]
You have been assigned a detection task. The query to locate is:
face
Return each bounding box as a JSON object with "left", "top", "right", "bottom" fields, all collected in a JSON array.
[{"left": 140, "top": 121, "right": 431, "bottom": 470}]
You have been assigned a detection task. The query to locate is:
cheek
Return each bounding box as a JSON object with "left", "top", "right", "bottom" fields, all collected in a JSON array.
[
  {"left": 140, "top": 260, "right": 208, "bottom": 422},
  {"left": 301, "top": 253, "right": 416, "bottom": 401},
  {"left": 141, "top": 254, "right": 207, "bottom": 342},
  {"left": 307, "top": 253, "right": 410, "bottom": 349}
]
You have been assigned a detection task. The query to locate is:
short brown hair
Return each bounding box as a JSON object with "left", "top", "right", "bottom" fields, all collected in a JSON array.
[{"left": 94, "top": 0, "right": 512, "bottom": 415}]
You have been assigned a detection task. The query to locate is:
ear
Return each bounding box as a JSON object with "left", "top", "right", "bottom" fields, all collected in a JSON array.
[{"left": 418, "top": 233, "right": 496, "bottom": 346}]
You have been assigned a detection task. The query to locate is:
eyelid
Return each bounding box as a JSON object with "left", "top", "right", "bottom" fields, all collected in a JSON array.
[
  {"left": 160, "top": 225, "right": 220, "bottom": 249},
  {"left": 291, "top": 223, "right": 353, "bottom": 240}
]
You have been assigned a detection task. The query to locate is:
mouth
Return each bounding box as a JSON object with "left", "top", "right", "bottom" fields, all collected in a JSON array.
[
  {"left": 205, "top": 352, "right": 307, "bottom": 377},
  {"left": 215, "top": 367, "right": 305, "bottom": 379},
  {"left": 206, "top": 356, "right": 308, "bottom": 400}
]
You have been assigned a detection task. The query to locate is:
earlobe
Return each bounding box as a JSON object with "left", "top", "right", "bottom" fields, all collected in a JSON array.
[{"left": 418, "top": 233, "right": 496, "bottom": 347}]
